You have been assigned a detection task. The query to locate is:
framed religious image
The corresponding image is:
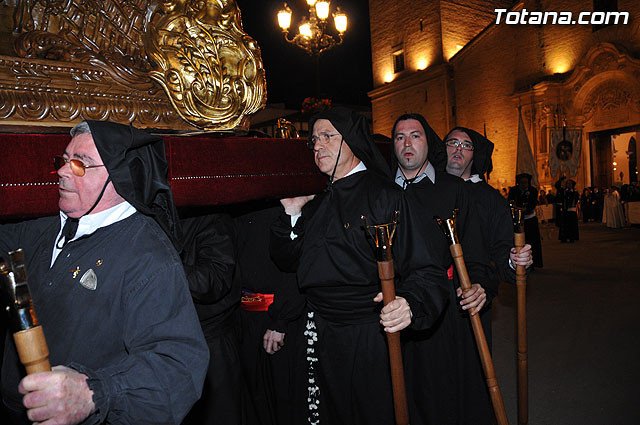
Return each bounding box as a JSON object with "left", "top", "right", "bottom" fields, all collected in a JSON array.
[{"left": 556, "top": 140, "right": 573, "bottom": 161}]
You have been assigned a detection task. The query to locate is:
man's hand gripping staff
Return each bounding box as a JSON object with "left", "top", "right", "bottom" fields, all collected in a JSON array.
[
  {"left": 510, "top": 203, "right": 529, "bottom": 425},
  {"left": 362, "top": 212, "right": 409, "bottom": 425},
  {"left": 434, "top": 210, "right": 510, "bottom": 425}
]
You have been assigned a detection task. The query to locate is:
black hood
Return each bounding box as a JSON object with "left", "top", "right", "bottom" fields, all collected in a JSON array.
[
  {"left": 516, "top": 173, "right": 533, "bottom": 184},
  {"left": 391, "top": 113, "right": 445, "bottom": 171},
  {"left": 86, "top": 120, "right": 183, "bottom": 251},
  {"left": 444, "top": 126, "right": 494, "bottom": 179},
  {"left": 309, "top": 107, "right": 391, "bottom": 179}
]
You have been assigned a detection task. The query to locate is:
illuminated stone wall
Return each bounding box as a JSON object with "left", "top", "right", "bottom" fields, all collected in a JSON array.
[{"left": 369, "top": 0, "right": 640, "bottom": 190}]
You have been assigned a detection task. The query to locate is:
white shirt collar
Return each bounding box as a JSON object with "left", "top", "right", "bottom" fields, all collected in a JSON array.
[
  {"left": 395, "top": 162, "right": 436, "bottom": 189},
  {"left": 342, "top": 161, "right": 367, "bottom": 178},
  {"left": 52, "top": 201, "right": 137, "bottom": 266},
  {"left": 466, "top": 174, "right": 483, "bottom": 183}
]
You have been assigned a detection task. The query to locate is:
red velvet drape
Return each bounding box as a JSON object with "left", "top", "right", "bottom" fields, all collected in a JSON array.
[{"left": 0, "top": 134, "right": 325, "bottom": 219}]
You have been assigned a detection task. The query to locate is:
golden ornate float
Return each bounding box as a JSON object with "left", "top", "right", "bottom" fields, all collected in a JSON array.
[{"left": 0, "top": 0, "right": 267, "bottom": 130}]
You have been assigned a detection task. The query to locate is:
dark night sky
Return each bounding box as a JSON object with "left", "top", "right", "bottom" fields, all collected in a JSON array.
[{"left": 235, "top": 0, "right": 373, "bottom": 109}]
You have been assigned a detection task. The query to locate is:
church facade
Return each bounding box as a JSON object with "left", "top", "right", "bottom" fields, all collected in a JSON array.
[{"left": 368, "top": 0, "right": 640, "bottom": 192}]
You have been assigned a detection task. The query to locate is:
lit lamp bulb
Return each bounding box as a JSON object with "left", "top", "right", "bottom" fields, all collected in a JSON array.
[
  {"left": 306, "top": 0, "right": 317, "bottom": 6},
  {"left": 334, "top": 7, "right": 347, "bottom": 33},
  {"left": 278, "top": 4, "right": 292, "bottom": 30},
  {"left": 417, "top": 58, "right": 428, "bottom": 70},
  {"left": 316, "top": 1, "right": 330, "bottom": 20},
  {"left": 299, "top": 20, "right": 312, "bottom": 38}
]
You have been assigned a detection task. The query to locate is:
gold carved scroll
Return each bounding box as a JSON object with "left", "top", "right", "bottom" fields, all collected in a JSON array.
[{"left": 1, "top": 0, "right": 266, "bottom": 130}]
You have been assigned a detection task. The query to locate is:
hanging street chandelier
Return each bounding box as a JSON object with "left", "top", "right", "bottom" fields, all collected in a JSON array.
[{"left": 277, "top": 0, "right": 348, "bottom": 56}]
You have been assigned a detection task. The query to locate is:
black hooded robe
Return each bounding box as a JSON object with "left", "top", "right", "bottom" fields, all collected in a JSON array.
[
  {"left": 445, "top": 127, "right": 516, "bottom": 347},
  {"left": 0, "top": 214, "right": 208, "bottom": 424},
  {"left": 557, "top": 184, "right": 580, "bottom": 242},
  {"left": 179, "top": 213, "right": 245, "bottom": 425},
  {"left": 400, "top": 171, "right": 495, "bottom": 425},
  {"left": 270, "top": 108, "right": 449, "bottom": 425},
  {"left": 444, "top": 127, "right": 515, "bottom": 290},
  {"left": 395, "top": 122, "right": 506, "bottom": 425},
  {"left": 509, "top": 183, "right": 543, "bottom": 268},
  {"left": 270, "top": 171, "right": 398, "bottom": 424},
  {"left": 1, "top": 121, "right": 208, "bottom": 424},
  {"left": 233, "top": 204, "right": 306, "bottom": 425}
]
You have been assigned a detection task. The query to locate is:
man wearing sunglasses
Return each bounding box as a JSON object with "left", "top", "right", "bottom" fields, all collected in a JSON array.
[{"left": 0, "top": 121, "right": 208, "bottom": 425}]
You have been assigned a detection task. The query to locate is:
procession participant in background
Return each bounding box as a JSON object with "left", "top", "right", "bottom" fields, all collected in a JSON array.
[
  {"left": 179, "top": 212, "right": 243, "bottom": 425},
  {"left": 604, "top": 186, "right": 626, "bottom": 228},
  {"left": 391, "top": 114, "right": 489, "bottom": 425},
  {"left": 234, "top": 202, "right": 306, "bottom": 425},
  {"left": 593, "top": 186, "right": 604, "bottom": 222},
  {"left": 580, "top": 188, "right": 593, "bottom": 222},
  {"left": 0, "top": 121, "right": 208, "bottom": 425},
  {"left": 393, "top": 114, "right": 527, "bottom": 424},
  {"left": 443, "top": 126, "right": 533, "bottom": 341},
  {"left": 270, "top": 107, "right": 448, "bottom": 425},
  {"left": 557, "top": 179, "right": 580, "bottom": 242},
  {"left": 509, "top": 173, "right": 543, "bottom": 268}
]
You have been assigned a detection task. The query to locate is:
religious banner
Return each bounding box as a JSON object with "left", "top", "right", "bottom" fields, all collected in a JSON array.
[
  {"left": 516, "top": 109, "right": 540, "bottom": 187},
  {"left": 549, "top": 128, "right": 582, "bottom": 177}
]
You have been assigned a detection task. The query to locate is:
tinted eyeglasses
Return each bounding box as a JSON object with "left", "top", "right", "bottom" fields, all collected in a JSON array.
[
  {"left": 54, "top": 156, "right": 105, "bottom": 177},
  {"left": 307, "top": 132, "right": 341, "bottom": 149},
  {"left": 445, "top": 139, "right": 474, "bottom": 151}
]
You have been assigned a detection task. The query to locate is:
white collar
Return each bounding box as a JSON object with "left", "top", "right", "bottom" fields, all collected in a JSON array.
[
  {"left": 342, "top": 161, "right": 367, "bottom": 178},
  {"left": 52, "top": 201, "right": 137, "bottom": 266},
  {"left": 395, "top": 162, "right": 436, "bottom": 188},
  {"left": 465, "top": 174, "right": 483, "bottom": 183}
]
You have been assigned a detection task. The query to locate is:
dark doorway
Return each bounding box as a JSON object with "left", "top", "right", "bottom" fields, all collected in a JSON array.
[
  {"left": 589, "top": 125, "right": 640, "bottom": 188},
  {"left": 590, "top": 132, "right": 612, "bottom": 188},
  {"left": 629, "top": 137, "right": 637, "bottom": 183}
]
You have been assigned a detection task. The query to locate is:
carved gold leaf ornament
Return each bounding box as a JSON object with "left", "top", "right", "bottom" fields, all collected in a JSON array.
[
  {"left": 13, "top": 0, "right": 156, "bottom": 93},
  {"left": 145, "top": 0, "right": 267, "bottom": 130},
  {"left": 3, "top": 0, "right": 266, "bottom": 130}
]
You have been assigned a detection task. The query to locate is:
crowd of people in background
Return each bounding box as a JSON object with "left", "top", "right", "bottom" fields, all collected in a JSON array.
[{"left": 500, "top": 179, "right": 640, "bottom": 233}]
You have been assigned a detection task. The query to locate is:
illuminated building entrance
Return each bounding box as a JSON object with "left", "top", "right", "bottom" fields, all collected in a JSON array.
[{"left": 590, "top": 126, "right": 640, "bottom": 189}]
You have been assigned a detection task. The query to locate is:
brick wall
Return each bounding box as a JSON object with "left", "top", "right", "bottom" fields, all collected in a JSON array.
[
  {"left": 370, "top": 0, "right": 640, "bottom": 189},
  {"left": 369, "top": 0, "right": 443, "bottom": 87}
]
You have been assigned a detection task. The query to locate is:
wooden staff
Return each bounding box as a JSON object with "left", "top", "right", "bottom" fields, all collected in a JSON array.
[
  {"left": 510, "top": 204, "right": 528, "bottom": 425},
  {"left": 0, "top": 249, "right": 51, "bottom": 374},
  {"left": 362, "top": 213, "right": 409, "bottom": 425},
  {"left": 434, "top": 211, "right": 509, "bottom": 425}
]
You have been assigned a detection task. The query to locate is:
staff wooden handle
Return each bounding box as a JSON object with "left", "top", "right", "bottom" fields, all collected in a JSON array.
[
  {"left": 378, "top": 260, "right": 409, "bottom": 425},
  {"left": 514, "top": 231, "right": 528, "bottom": 425},
  {"left": 1, "top": 250, "right": 51, "bottom": 375},
  {"left": 450, "top": 243, "right": 509, "bottom": 425},
  {"left": 13, "top": 325, "right": 51, "bottom": 374}
]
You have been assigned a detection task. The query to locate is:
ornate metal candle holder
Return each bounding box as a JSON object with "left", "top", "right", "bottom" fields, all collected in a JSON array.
[
  {"left": 0, "top": 249, "right": 50, "bottom": 374},
  {"left": 1, "top": 250, "right": 38, "bottom": 332},
  {"left": 360, "top": 210, "right": 408, "bottom": 425},
  {"left": 433, "top": 208, "right": 459, "bottom": 245},
  {"left": 361, "top": 210, "right": 399, "bottom": 262},
  {"left": 510, "top": 203, "right": 525, "bottom": 234}
]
